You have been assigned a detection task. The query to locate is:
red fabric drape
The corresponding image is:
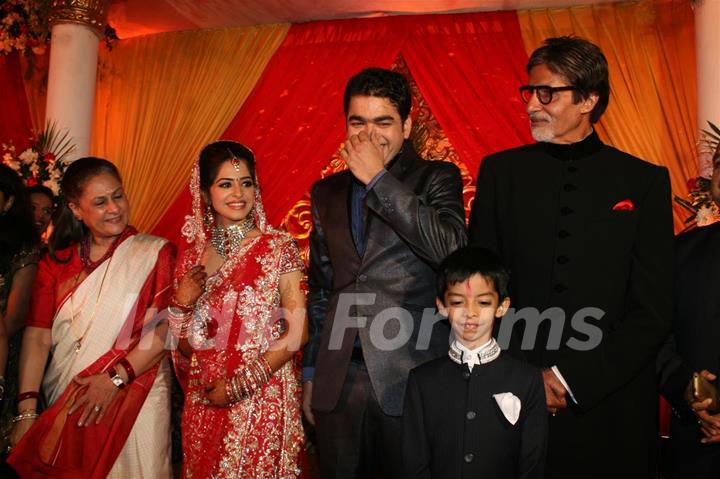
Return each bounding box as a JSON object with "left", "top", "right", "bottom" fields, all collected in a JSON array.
[
  {"left": 153, "top": 17, "right": 411, "bottom": 241},
  {"left": 403, "top": 11, "right": 532, "bottom": 176},
  {"left": 154, "top": 12, "right": 531, "bottom": 243},
  {"left": 0, "top": 52, "right": 34, "bottom": 151},
  {"left": 227, "top": 16, "right": 413, "bottom": 226}
]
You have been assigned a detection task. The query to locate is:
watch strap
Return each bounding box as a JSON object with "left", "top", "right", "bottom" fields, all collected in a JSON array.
[{"left": 108, "top": 367, "right": 126, "bottom": 389}]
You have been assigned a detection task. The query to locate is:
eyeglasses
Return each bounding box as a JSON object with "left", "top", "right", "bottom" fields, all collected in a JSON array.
[{"left": 519, "top": 85, "right": 577, "bottom": 105}]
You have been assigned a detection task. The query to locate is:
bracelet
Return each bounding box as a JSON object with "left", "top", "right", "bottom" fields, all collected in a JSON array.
[
  {"left": 17, "top": 391, "right": 40, "bottom": 403},
  {"left": 225, "top": 356, "right": 274, "bottom": 405},
  {"left": 233, "top": 376, "right": 243, "bottom": 400},
  {"left": 12, "top": 411, "right": 39, "bottom": 423},
  {"left": 170, "top": 297, "right": 195, "bottom": 312},
  {"left": 168, "top": 306, "right": 192, "bottom": 317},
  {"left": 258, "top": 356, "right": 272, "bottom": 379},
  {"left": 118, "top": 358, "right": 136, "bottom": 383},
  {"left": 225, "top": 380, "right": 235, "bottom": 404},
  {"left": 225, "top": 375, "right": 242, "bottom": 405},
  {"left": 168, "top": 307, "right": 193, "bottom": 338}
]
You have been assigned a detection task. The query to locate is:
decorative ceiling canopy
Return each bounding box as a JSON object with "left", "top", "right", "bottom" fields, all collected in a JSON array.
[{"left": 108, "top": 0, "right": 616, "bottom": 39}]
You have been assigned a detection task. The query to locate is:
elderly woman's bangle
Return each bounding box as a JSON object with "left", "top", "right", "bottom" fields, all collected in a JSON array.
[
  {"left": 17, "top": 391, "right": 39, "bottom": 403},
  {"left": 12, "top": 411, "right": 39, "bottom": 423},
  {"left": 117, "top": 358, "right": 136, "bottom": 384}
]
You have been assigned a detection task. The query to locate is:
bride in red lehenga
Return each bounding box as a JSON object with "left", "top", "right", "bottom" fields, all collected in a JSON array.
[{"left": 169, "top": 141, "right": 307, "bottom": 478}]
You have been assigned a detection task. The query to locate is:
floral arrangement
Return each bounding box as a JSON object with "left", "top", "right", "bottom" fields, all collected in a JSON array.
[
  {"left": 675, "top": 121, "right": 720, "bottom": 230},
  {"left": 1, "top": 1, "right": 118, "bottom": 57},
  {"left": 0, "top": 0, "right": 50, "bottom": 56},
  {"left": 2, "top": 121, "right": 75, "bottom": 195}
]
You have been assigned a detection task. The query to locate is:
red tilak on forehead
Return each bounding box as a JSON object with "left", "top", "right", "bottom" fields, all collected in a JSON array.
[{"left": 464, "top": 279, "right": 472, "bottom": 295}]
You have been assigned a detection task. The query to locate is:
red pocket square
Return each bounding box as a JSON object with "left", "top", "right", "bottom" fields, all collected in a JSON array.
[{"left": 612, "top": 199, "right": 634, "bottom": 211}]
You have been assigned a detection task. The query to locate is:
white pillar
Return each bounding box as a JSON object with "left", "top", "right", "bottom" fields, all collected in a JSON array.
[
  {"left": 695, "top": 0, "right": 720, "bottom": 174},
  {"left": 45, "top": 1, "right": 108, "bottom": 162}
]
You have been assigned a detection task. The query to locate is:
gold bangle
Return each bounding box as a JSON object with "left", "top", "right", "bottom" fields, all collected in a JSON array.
[{"left": 12, "top": 412, "right": 39, "bottom": 423}]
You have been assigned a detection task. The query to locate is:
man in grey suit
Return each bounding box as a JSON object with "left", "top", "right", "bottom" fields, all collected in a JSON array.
[{"left": 302, "top": 67, "right": 467, "bottom": 478}]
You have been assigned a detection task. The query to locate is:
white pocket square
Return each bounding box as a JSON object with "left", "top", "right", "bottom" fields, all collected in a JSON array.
[{"left": 493, "top": 392, "right": 521, "bottom": 425}]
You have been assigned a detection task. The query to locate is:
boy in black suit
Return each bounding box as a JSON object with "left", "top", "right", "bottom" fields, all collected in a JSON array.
[{"left": 402, "top": 246, "right": 547, "bottom": 479}]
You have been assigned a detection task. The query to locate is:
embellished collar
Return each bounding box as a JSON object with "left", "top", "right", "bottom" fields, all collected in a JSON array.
[
  {"left": 542, "top": 129, "right": 603, "bottom": 162},
  {"left": 448, "top": 338, "right": 501, "bottom": 370}
]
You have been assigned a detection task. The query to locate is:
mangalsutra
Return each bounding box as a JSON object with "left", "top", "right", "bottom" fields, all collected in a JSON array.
[
  {"left": 68, "top": 253, "right": 113, "bottom": 353},
  {"left": 211, "top": 218, "right": 255, "bottom": 260}
]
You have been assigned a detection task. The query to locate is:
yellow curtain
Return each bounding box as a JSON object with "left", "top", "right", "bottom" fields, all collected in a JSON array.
[
  {"left": 91, "top": 24, "right": 289, "bottom": 232},
  {"left": 518, "top": 0, "right": 697, "bottom": 232}
]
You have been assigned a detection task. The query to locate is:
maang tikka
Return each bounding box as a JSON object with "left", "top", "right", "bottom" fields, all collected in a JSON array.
[{"left": 229, "top": 149, "right": 243, "bottom": 171}]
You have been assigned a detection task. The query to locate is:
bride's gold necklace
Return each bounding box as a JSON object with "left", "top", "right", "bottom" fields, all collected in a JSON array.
[{"left": 68, "top": 249, "right": 114, "bottom": 354}]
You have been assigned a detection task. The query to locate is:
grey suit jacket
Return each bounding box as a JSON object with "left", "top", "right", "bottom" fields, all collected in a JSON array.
[{"left": 305, "top": 141, "right": 467, "bottom": 415}]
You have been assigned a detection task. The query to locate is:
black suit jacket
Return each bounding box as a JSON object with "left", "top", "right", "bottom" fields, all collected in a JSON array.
[
  {"left": 658, "top": 221, "right": 720, "bottom": 478},
  {"left": 469, "top": 132, "right": 674, "bottom": 478},
  {"left": 306, "top": 141, "right": 467, "bottom": 415},
  {"left": 402, "top": 353, "right": 547, "bottom": 479}
]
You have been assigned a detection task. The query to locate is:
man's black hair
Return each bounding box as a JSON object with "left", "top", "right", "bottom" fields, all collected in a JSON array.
[{"left": 343, "top": 67, "right": 412, "bottom": 121}]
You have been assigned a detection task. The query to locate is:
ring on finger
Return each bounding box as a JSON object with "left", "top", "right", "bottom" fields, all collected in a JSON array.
[{"left": 94, "top": 405, "right": 101, "bottom": 412}]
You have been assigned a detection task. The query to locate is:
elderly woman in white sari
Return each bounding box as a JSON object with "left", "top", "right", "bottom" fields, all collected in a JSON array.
[{"left": 7, "top": 157, "right": 174, "bottom": 478}]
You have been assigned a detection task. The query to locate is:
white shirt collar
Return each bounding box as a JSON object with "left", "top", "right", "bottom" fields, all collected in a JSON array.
[{"left": 448, "top": 338, "right": 501, "bottom": 371}]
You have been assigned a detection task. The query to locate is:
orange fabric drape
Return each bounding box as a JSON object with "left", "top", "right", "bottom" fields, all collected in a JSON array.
[{"left": 518, "top": 0, "right": 697, "bottom": 232}]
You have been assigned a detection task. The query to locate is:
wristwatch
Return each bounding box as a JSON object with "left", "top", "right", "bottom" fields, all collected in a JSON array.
[{"left": 108, "top": 367, "right": 126, "bottom": 389}]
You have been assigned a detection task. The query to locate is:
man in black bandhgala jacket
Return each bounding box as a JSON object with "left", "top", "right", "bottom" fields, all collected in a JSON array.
[{"left": 469, "top": 37, "right": 674, "bottom": 478}]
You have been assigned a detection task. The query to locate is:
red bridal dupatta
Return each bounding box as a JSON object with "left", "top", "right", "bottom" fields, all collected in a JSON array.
[{"left": 8, "top": 228, "right": 175, "bottom": 478}]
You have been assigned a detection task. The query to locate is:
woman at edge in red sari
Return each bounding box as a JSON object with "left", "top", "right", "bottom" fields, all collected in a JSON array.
[
  {"left": 170, "top": 141, "right": 307, "bottom": 478},
  {"left": 7, "top": 157, "right": 174, "bottom": 478}
]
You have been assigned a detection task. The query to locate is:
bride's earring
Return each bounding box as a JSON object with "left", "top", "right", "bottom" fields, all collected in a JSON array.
[{"left": 204, "top": 205, "right": 214, "bottom": 227}]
